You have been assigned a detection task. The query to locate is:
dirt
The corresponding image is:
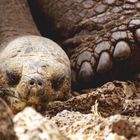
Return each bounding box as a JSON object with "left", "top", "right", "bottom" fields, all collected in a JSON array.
[{"left": 13, "top": 79, "right": 140, "bottom": 140}]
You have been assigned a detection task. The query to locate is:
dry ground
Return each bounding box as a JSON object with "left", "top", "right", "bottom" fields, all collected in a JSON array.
[{"left": 13, "top": 79, "right": 140, "bottom": 140}]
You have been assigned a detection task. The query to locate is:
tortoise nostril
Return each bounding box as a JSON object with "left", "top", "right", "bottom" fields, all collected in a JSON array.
[
  {"left": 30, "top": 80, "right": 35, "bottom": 86},
  {"left": 29, "top": 80, "right": 43, "bottom": 87},
  {"left": 38, "top": 81, "right": 43, "bottom": 86}
]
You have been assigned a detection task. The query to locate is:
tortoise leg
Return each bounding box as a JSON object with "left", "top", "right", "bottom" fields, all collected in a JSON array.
[
  {"left": 0, "top": 0, "right": 40, "bottom": 46},
  {"left": 68, "top": 18, "right": 140, "bottom": 87},
  {"left": 34, "top": 0, "right": 140, "bottom": 87}
]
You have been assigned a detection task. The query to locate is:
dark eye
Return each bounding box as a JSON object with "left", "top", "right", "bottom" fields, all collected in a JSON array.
[
  {"left": 6, "top": 70, "right": 21, "bottom": 86},
  {"left": 52, "top": 75, "right": 65, "bottom": 91}
]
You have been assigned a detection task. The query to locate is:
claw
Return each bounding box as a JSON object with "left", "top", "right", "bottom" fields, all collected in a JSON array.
[
  {"left": 113, "top": 41, "right": 131, "bottom": 61},
  {"left": 78, "top": 62, "right": 94, "bottom": 82},
  {"left": 97, "top": 52, "right": 112, "bottom": 74}
]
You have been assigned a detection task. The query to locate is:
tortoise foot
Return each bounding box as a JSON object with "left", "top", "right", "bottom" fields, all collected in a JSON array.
[{"left": 64, "top": 18, "right": 140, "bottom": 86}]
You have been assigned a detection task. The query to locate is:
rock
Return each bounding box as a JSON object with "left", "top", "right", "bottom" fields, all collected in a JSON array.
[
  {"left": 50, "top": 110, "right": 140, "bottom": 140},
  {"left": 14, "top": 107, "right": 69, "bottom": 140}
]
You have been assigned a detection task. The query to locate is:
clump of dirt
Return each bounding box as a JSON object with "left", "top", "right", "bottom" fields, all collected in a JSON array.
[
  {"left": 14, "top": 107, "right": 69, "bottom": 140},
  {"left": 46, "top": 80, "right": 140, "bottom": 117},
  {"left": 50, "top": 110, "right": 140, "bottom": 140}
]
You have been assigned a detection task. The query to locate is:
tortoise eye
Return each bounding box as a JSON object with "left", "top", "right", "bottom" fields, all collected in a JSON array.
[
  {"left": 52, "top": 75, "right": 65, "bottom": 91},
  {"left": 6, "top": 70, "right": 21, "bottom": 86}
]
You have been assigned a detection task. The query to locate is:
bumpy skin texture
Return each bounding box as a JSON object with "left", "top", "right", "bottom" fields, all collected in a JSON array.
[
  {"left": 0, "top": 36, "right": 71, "bottom": 113},
  {"left": 0, "top": 0, "right": 71, "bottom": 113},
  {"left": 34, "top": 0, "right": 140, "bottom": 87}
]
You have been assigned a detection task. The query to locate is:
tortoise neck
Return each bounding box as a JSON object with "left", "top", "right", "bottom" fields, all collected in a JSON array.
[{"left": 0, "top": 0, "right": 40, "bottom": 47}]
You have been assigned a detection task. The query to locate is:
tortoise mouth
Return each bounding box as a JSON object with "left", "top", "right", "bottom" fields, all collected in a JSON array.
[{"left": 0, "top": 87, "right": 47, "bottom": 113}]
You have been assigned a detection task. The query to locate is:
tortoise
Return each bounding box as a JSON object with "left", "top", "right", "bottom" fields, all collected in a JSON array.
[
  {"left": 0, "top": 0, "right": 71, "bottom": 113},
  {"left": 31, "top": 0, "right": 140, "bottom": 88},
  {"left": 0, "top": 0, "right": 140, "bottom": 112}
]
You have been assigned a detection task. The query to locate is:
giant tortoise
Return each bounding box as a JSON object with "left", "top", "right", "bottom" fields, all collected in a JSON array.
[{"left": 0, "top": 0, "right": 140, "bottom": 112}]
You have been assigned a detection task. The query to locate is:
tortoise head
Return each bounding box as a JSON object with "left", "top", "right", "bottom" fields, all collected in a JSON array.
[{"left": 0, "top": 35, "right": 71, "bottom": 113}]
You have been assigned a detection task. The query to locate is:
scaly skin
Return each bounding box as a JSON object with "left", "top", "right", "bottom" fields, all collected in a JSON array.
[
  {"left": 34, "top": 0, "right": 140, "bottom": 88},
  {"left": 0, "top": 0, "right": 71, "bottom": 113}
]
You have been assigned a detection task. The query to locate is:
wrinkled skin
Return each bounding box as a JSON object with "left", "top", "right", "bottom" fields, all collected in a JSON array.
[
  {"left": 1, "top": 0, "right": 140, "bottom": 112},
  {"left": 0, "top": 0, "right": 71, "bottom": 113},
  {"left": 33, "top": 0, "right": 140, "bottom": 88},
  {"left": 0, "top": 36, "right": 71, "bottom": 113}
]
